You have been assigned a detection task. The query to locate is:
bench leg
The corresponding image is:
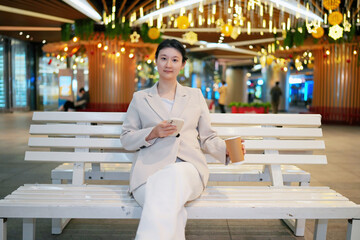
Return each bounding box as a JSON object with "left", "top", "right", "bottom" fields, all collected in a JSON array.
[
  {"left": 52, "top": 218, "right": 71, "bottom": 234},
  {"left": 0, "top": 218, "right": 7, "bottom": 240},
  {"left": 346, "top": 219, "right": 360, "bottom": 240},
  {"left": 282, "top": 219, "right": 305, "bottom": 236},
  {"left": 23, "top": 218, "right": 35, "bottom": 240},
  {"left": 313, "top": 219, "right": 328, "bottom": 240}
]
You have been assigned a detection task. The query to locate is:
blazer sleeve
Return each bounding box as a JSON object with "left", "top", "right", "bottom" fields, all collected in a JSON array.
[
  {"left": 196, "top": 89, "right": 227, "bottom": 164},
  {"left": 120, "top": 93, "right": 155, "bottom": 151}
]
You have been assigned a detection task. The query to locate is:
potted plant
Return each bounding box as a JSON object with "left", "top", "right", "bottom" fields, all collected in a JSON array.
[{"left": 228, "top": 102, "right": 271, "bottom": 113}]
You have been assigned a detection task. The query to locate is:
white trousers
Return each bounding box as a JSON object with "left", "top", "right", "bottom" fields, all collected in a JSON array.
[{"left": 132, "top": 161, "right": 204, "bottom": 240}]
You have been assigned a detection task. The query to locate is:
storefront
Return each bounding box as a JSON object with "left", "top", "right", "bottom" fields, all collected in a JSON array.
[{"left": 0, "top": 36, "right": 39, "bottom": 112}]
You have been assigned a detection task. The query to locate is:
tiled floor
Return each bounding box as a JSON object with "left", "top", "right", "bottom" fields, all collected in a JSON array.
[{"left": 1, "top": 112, "right": 360, "bottom": 240}]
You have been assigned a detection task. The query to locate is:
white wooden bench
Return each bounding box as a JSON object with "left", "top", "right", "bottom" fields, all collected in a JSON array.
[{"left": 0, "top": 112, "right": 360, "bottom": 240}]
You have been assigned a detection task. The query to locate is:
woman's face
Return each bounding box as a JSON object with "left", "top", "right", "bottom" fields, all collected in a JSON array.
[{"left": 156, "top": 47, "right": 185, "bottom": 82}]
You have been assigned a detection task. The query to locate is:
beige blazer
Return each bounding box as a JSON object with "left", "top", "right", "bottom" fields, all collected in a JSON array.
[{"left": 120, "top": 82, "right": 226, "bottom": 193}]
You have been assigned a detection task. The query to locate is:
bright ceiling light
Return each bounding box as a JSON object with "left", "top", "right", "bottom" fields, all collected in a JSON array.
[
  {"left": 63, "top": 0, "right": 102, "bottom": 22},
  {"left": 265, "top": 0, "right": 323, "bottom": 22},
  {"left": 134, "top": 0, "right": 204, "bottom": 25}
]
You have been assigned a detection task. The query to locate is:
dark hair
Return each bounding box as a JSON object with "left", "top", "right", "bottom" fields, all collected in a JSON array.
[
  {"left": 79, "top": 87, "right": 85, "bottom": 93},
  {"left": 275, "top": 81, "right": 280, "bottom": 86},
  {"left": 155, "top": 39, "right": 188, "bottom": 63}
]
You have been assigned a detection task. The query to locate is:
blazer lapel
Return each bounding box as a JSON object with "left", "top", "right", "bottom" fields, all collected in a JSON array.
[
  {"left": 170, "top": 82, "right": 190, "bottom": 118},
  {"left": 145, "top": 83, "right": 169, "bottom": 121}
]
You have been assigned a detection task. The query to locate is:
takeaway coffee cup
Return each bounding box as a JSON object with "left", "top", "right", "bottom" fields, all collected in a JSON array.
[{"left": 225, "top": 136, "right": 244, "bottom": 163}]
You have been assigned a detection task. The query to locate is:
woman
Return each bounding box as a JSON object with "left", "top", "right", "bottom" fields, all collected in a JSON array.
[{"left": 120, "top": 39, "right": 240, "bottom": 240}]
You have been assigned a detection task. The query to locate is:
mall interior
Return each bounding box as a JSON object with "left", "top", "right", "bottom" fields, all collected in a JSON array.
[{"left": 0, "top": 0, "right": 360, "bottom": 239}]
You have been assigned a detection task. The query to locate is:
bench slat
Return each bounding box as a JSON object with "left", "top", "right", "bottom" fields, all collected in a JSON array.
[
  {"left": 28, "top": 137, "right": 325, "bottom": 150},
  {"left": 1, "top": 198, "right": 356, "bottom": 208},
  {"left": 5, "top": 193, "right": 348, "bottom": 201},
  {"left": 210, "top": 113, "right": 321, "bottom": 126},
  {"left": 213, "top": 127, "right": 323, "bottom": 138},
  {"left": 30, "top": 124, "right": 322, "bottom": 138},
  {"left": 25, "top": 151, "right": 327, "bottom": 164},
  {"left": 1, "top": 201, "right": 358, "bottom": 220},
  {"left": 18, "top": 184, "right": 332, "bottom": 192},
  {"left": 30, "top": 125, "right": 122, "bottom": 136},
  {"left": 32, "top": 112, "right": 322, "bottom": 127},
  {"left": 32, "top": 112, "right": 127, "bottom": 123},
  {"left": 3, "top": 185, "right": 348, "bottom": 201},
  {"left": 52, "top": 163, "right": 308, "bottom": 173}
]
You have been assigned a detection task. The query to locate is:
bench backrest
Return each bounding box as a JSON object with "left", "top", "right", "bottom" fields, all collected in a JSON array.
[{"left": 26, "top": 112, "right": 326, "bottom": 186}]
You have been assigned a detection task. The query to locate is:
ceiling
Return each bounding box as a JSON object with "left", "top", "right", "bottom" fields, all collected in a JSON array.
[{"left": 0, "top": 0, "right": 359, "bottom": 62}]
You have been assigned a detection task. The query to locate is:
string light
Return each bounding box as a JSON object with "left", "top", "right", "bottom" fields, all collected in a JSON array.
[
  {"left": 269, "top": 20, "right": 272, "bottom": 32},
  {"left": 199, "top": 1, "right": 203, "bottom": 13},
  {"left": 156, "top": 0, "right": 160, "bottom": 9}
]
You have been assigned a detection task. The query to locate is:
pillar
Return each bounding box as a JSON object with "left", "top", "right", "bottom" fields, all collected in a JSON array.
[
  {"left": 225, "top": 67, "right": 247, "bottom": 104},
  {"left": 86, "top": 41, "right": 136, "bottom": 111},
  {"left": 311, "top": 43, "right": 360, "bottom": 124}
]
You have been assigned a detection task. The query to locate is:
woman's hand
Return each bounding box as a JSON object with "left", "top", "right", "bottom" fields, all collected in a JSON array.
[{"left": 146, "top": 121, "right": 177, "bottom": 141}]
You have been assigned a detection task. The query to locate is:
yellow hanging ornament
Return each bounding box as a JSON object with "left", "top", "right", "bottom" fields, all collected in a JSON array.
[
  {"left": 311, "top": 26, "right": 324, "bottom": 39},
  {"left": 148, "top": 27, "right": 160, "bottom": 40},
  {"left": 266, "top": 55, "right": 274, "bottom": 65},
  {"left": 307, "top": 63, "right": 314, "bottom": 69},
  {"left": 328, "top": 11, "right": 343, "bottom": 25},
  {"left": 323, "top": 0, "right": 341, "bottom": 10},
  {"left": 176, "top": 16, "right": 189, "bottom": 29},
  {"left": 221, "top": 24, "right": 233, "bottom": 37}
]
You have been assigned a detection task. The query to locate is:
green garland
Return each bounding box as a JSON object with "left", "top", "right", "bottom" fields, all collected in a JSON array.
[
  {"left": 61, "top": 19, "right": 163, "bottom": 43},
  {"left": 75, "top": 19, "right": 94, "bottom": 40},
  {"left": 61, "top": 23, "right": 72, "bottom": 41},
  {"left": 104, "top": 21, "right": 131, "bottom": 40},
  {"left": 283, "top": 21, "right": 359, "bottom": 48},
  {"left": 283, "top": 23, "right": 307, "bottom": 48}
]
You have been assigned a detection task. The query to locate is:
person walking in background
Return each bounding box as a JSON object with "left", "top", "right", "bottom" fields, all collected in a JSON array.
[
  {"left": 270, "top": 81, "right": 282, "bottom": 113},
  {"left": 218, "top": 80, "right": 228, "bottom": 113}
]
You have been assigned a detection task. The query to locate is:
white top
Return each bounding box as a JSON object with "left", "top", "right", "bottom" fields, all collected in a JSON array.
[{"left": 161, "top": 98, "right": 174, "bottom": 113}]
